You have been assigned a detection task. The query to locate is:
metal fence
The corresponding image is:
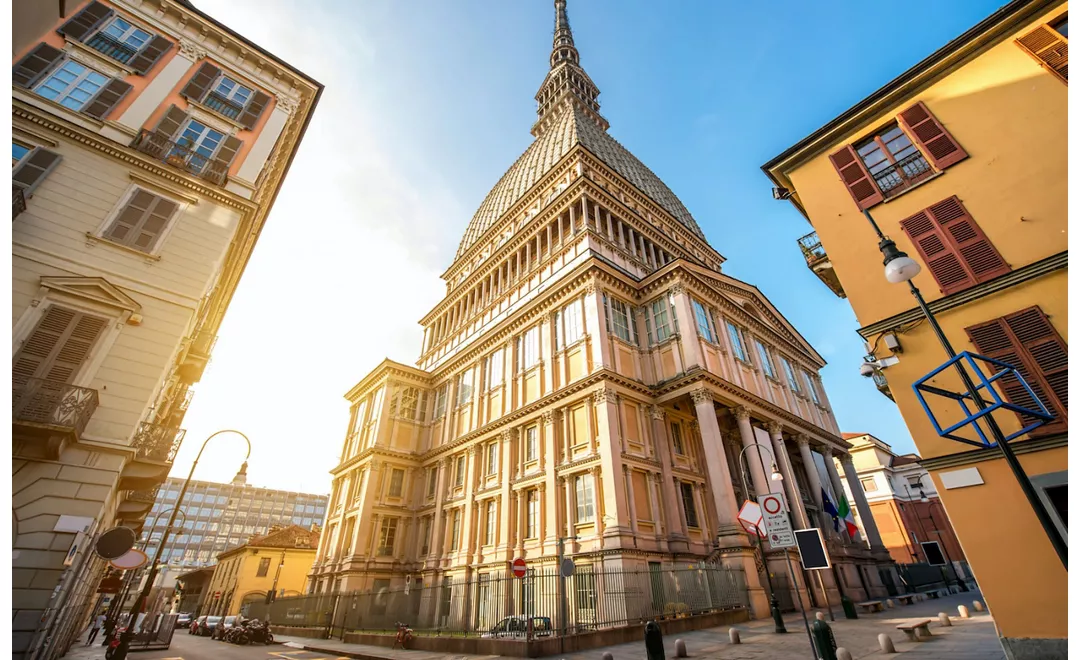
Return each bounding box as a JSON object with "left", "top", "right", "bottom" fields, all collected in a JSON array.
[{"left": 245, "top": 565, "right": 747, "bottom": 638}]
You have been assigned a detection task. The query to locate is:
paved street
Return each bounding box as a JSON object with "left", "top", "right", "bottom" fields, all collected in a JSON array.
[{"left": 60, "top": 633, "right": 348, "bottom": 660}]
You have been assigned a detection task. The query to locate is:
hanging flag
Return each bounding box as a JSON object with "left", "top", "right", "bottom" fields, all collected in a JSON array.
[
  {"left": 821, "top": 488, "right": 840, "bottom": 532},
  {"left": 837, "top": 493, "right": 859, "bottom": 538}
]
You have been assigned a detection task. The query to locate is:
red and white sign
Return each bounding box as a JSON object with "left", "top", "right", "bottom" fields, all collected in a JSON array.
[
  {"left": 757, "top": 493, "right": 796, "bottom": 549},
  {"left": 737, "top": 501, "right": 765, "bottom": 538},
  {"left": 511, "top": 557, "right": 528, "bottom": 579}
]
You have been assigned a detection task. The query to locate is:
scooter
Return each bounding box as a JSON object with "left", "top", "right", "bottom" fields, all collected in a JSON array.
[{"left": 393, "top": 621, "right": 413, "bottom": 649}]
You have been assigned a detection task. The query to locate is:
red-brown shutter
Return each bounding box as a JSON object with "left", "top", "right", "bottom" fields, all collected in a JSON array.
[
  {"left": 13, "top": 306, "right": 108, "bottom": 386},
  {"left": 1016, "top": 24, "right": 1068, "bottom": 83},
  {"left": 1005, "top": 307, "right": 1068, "bottom": 414},
  {"left": 900, "top": 197, "right": 1009, "bottom": 295},
  {"left": 899, "top": 208, "right": 974, "bottom": 294},
  {"left": 897, "top": 101, "right": 968, "bottom": 170},
  {"left": 829, "top": 145, "right": 883, "bottom": 210},
  {"left": 130, "top": 35, "right": 174, "bottom": 76}
]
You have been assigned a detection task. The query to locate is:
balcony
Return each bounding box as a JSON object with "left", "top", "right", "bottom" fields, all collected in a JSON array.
[
  {"left": 132, "top": 421, "right": 186, "bottom": 463},
  {"left": 118, "top": 488, "right": 158, "bottom": 516},
  {"left": 13, "top": 378, "right": 99, "bottom": 458},
  {"left": 872, "top": 152, "right": 933, "bottom": 200},
  {"left": 85, "top": 32, "right": 139, "bottom": 65},
  {"left": 13, "top": 184, "right": 26, "bottom": 220},
  {"left": 797, "top": 231, "right": 846, "bottom": 298},
  {"left": 177, "top": 331, "right": 217, "bottom": 384},
  {"left": 872, "top": 370, "right": 895, "bottom": 402},
  {"left": 203, "top": 90, "right": 245, "bottom": 121},
  {"left": 132, "top": 131, "right": 229, "bottom": 187}
]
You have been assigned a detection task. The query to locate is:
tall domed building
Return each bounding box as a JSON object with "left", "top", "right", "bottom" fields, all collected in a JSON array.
[{"left": 307, "top": 0, "right": 896, "bottom": 633}]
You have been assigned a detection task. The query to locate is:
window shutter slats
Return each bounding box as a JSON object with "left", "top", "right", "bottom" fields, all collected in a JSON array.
[
  {"left": 129, "top": 35, "right": 173, "bottom": 75},
  {"left": 900, "top": 197, "right": 1009, "bottom": 295},
  {"left": 1005, "top": 307, "right": 1068, "bottom": 414},
  {"left": 238, "top": 90, "right": 271, "bottom": 130},
  {"left": 56, "top": 1, "right": 113, "bottom": 41},
  {"left": 829, "top": 145, "right": 883, "bottom": 209},
  {"left": 105, "top": 189, "right": 178, "bottom": 252},
  {"left": 83, "top": 78, "right": 133, "bottom": 119},
  {"left": 180, "top": 62, "right": 220, "bottom": 102},
  {"left": 153, "top": 105, "right": 189, "bottom": 142},
  {"left": 206, "top": 135, "right": 242, "bottom": 185},
  {"left": 897, "top": 101, "right": 969, "bottom": 170},
  {"left": 12, "top": 148, "right": 63, "bottom": 195},
  {"left": 13, "top": 306, "right": 107, "bottom": 386},
  {"left": 900, "top": 209, "right": 974, "bottom": 293},
  {"left": 1016, "top": 24, "right": 1068, "bottom": 82},
  {"left": 13, "top": 43, "right": 64, "bottom": 88}
]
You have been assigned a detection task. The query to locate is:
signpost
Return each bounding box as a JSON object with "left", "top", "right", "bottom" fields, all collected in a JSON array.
[
  {"left": 511, "top": 557, "right": 528, "bottom": 579},
  {"left": 737, "top": 500, "right": 766, "bottom": 538},
  {"left": 794, "top": 528, "right": 831, "bottom": 570},
  {"left": 921, "top": 541, "right": 947, "bottom": 567},
  {"left": 757, "top": 493, "right": 796, "bottom": 549}
]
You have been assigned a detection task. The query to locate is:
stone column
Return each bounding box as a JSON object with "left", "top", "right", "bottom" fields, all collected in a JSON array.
[
  {"left": 462, "top": 445, "right": 481, "bottom": 561},
  {"left": 670, "top": 282, "right": 705, "bottom": 370},
  {"left": 623, "top": 465, "right": 638, "bottom": 536},
  {"left": 690, "top": 388, "right": 740, "bottom": 534},
  {"left": 500, "top": 431, "right": 515, "bottom": 554},
  {"left": 593, "top": 387, "right": 630, "bottom": 536},
  {"left": 517, "top": 489, "right": 527, "bottom": 553},
  {"left": 541, "top": 310, "right": 555, "bottom": 394},
  {"left": 795, "top": 435, "right": 829, "bottom": 530},
  {"left": 731, "top": 406, "right": 772, "bottom": 498},
  {"left": 540, "top": 481, "right": 551, "bottom": 550},
  {"left": 562, "top": 475, "right": 575, "bottom": 544},
  {"left": 582, "top": 280, "right": 611, "bottom": 371},
  {"left": 822, "top": 447, "right": 852, "bottom": 542},
  {"left": 841, "top": 454, "right": 886, "bottom": 550},
  {"left": 766, "top": 422, "right": 810, "bottom": 529},
  {"left": 592, "top": 465, "right": 606, "bottom": 537},
  {"left": 646, "top": 472, "right": 663, "bottom": 540},
  {"left": 649, "top": 406, "right": 687, "bottom": 546},
  {"left": 430, "top": 459, "right": 450, "bottom": 561}
]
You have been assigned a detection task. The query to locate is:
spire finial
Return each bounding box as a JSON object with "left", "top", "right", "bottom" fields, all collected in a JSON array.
[
  {"left": 533, "top": 0, "right": 607, "bottom": 135},
  {"left": 551, "top": 0, "right": 579, "bottom": 67}
]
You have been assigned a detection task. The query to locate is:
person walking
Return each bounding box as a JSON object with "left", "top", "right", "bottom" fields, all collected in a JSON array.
[{"left": 86, "top": 612, "right": 106, "bottom": 645}]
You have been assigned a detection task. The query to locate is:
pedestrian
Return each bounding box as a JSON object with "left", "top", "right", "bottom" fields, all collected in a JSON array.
[{"left": 86, "top": 612, "right": 106, "bottom": 645}]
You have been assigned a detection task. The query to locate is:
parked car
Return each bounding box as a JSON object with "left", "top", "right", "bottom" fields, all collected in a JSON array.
[
  {"left": 175, "top": 613, "right": 192, "bottom": 629},
  {"left": 189, "top": 616, "right": 206, "bottom": 635},
  {"left": 212, "top": 616, "right": 241, "bottom": 640},
  {"left": 197, "top": 615, "right": 222, "bottom": 637},
  {"left": 481, "top": 616, "right": 554, "bottom": 638}
]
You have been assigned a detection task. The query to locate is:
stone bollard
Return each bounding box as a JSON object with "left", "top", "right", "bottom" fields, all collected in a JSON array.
[
  {"left": 958, "top": 605, "right": 970, "bottom": 619},
  {"left": 938, "top": 613, "right": 952, "bottom": 627},
  {"left": 603, "top": 654, "right": 614, "bottom": 660},
  {"left": 878, "top": 634, "right": 896, "bottom": 653},
  {"left": 674, "top": 639, "right": 687, "bottom": 658},
  {"left": 815, "top": 611, "right": 827, "bottom": 622},
  {"left": 728, "top": 628, "right": 741, "bottom": 644},
  {"left": 973, "top": 600, "right": 985, "bottom": 612},
  {"left": 837, "top": 649, "right": 854, "bottom": 660},
  {"left": 885, "top": 599, "right": 895, "bottom": 609}
]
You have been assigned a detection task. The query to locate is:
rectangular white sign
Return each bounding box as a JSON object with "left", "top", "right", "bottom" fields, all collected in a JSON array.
[{"left": 757, "top": 493, "right": 795, "bottom": 548}]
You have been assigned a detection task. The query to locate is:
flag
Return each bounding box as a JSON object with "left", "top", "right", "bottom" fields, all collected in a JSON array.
[
  {"left": 821, "top": 488, "right": 840, "bottom": 532},
  {"left": 837, "top": 493, "right": 859, "bottom": 538}
]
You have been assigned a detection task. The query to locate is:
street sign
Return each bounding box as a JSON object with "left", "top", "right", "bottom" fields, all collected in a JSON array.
[
  {"left": 97, "top": 575, "right": 122, "bottom": 594},
  {"left": 110, "top": 548, "right": 149, "bottom": 570},
  {"left": 95, "top": 527, "right": 135, "bottom": 560},
  {"left": 560, "top": 557, "right": 576, "bottom": 578},
  {"left": 737, "top": 500, "right": 766, "bottom": 538},
  {"left": 794, "top": 528, "right": 831, "bottom": 570},
  {"left": 757, "top": 493, "right": 796, "bottom": 548},
  {"left": 921, "top": 541, "right": 947, "bottom": 566},
  {"left": 63, "top": 532, "right": 84, "bottom": 567},
  {"left": 511, "top": 557, "right": 528, "bottom": 579}
]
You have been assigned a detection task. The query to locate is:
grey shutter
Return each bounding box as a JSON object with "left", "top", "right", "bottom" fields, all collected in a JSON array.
[
  {"left": 57, "top": 1, "right": 113, "bottom": 42},
  {"left": 13, "top": 306, "right": 108, "bottom": 386},
  {"left": 180, "top": 62, "right": 220, "bottom": 102},
  {"left": 129, "top": 35, "right": 173, "bottom": 75},
  {"left": 105, "top": 189, "right": 178, "bottom": 252},
  {"left": 83, "top": 78, "right": 133, "bottom": 119},
  {"left": 12, "top": 148, "right": 63, "bottom": 195},
  {"left": 152, "top": 105, "right": 188, "bottom": 142},
  {"left": 12, "top": 43, "right": 64, "bottom": 88},
  {"left": 206, "top": 135, "right": 242, "bottom": 185},
  {"left": 237, "top": 90, "right": 271, "bottom": 130}
]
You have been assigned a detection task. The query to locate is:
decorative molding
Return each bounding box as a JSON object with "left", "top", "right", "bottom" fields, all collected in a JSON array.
[
  {"left": 670, "top": 282, "right": 686, "bottom": 296},
  {"left": 63, "top": 41, "right": 131, "bottom": 78},
  {"left": 541, "top": 410, "right": 555, "bottom": 426},
  {"left": 690, "top": 387, "right": 713, "bottom": 405},
  {"left": 649, "top": 405, "right": 666, "bottom": 421},
  {"left": 275, "top": 95, "right": 300, "bottom": 116},
  {"left": 765, "top": 420, "right": 784, "bottom": 436},
  {"left": 593, "top": 387, "right": 618, "bottom": 405},
  {"left": 729, "top": 405, "right": 750, "bottom": 422},
  {"left": 795, "top": 434, "right": 811, "bottom": 448},
  {"left": 918, "top": 433, "right": 1067, "bottom": 471}
]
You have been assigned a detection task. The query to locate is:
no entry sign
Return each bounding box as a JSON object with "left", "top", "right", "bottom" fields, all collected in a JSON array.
[
  {"left": 511, "top": 557, "right": 527, "bottom": 579},
  {"left": 757, "top": 493, "right": 795, "bottom": 549}
]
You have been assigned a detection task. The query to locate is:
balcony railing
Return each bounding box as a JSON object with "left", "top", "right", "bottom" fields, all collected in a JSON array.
[
  {"left": 13, "top": 378, "right": 99, "bottom": 437},
  {"left": 131, "top": 130, "right": 229, "bottom": 187},
  {"left": 132, "top": 421, "right": 186, "bottom": 463},
  {"left": 124, "top": 489, "right": 160, "bottom": 504},
  {"left": 85, "top": 32, "right": 139, "bottom": 64},
  {"left": 872, "top": 152, "right": 933, "bottom": 198},
  {"left": 203, "top": 90, "right": 245, "bottom": 121},
  {"left": 178, "top": 330, "right": 218, "bottom": 383},
  {"left": 797, "top": 231, "right": 827, "bottom": 267},
  {"left": 797, "top": 231, "right": 846, "bottom": 298},
  {"left": 872, "top": 370, "right": 895, "bottom": 401},
  {"left": 189, "top": 330, "right": 218, "bottom": 356},
  {"left": 178, "top": 387, "right": 195, "bottom": 412},
  {"left": 13, "top": 184, "right": 26, "bottom": 220}
]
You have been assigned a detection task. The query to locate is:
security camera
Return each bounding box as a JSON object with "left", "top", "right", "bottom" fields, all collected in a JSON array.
[
  {"left": 859, "top": 362, "right": 877, "bottom": 378},
  {"left": 772, "top": 187, "right": 793, "bottom": 201}
]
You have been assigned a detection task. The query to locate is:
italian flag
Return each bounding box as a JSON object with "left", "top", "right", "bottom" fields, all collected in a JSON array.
[{"left": 837, "top": 493, "right": 859, "bottom": 539}]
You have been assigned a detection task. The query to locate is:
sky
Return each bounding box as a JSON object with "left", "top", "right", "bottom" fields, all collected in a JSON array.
[{"left": 174, "top": 0, "right": 1006, "bottom": 493}]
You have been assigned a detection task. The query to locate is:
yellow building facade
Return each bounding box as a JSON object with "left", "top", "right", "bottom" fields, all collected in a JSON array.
[
  {"left": 202, "top": 525, "right": 318, "bottom": 616},
  {"left": 308, "top": 0, "right": 896, "bottom": 634},
  {"left": 764, "top": 1, "right": 1067, "bottom": 658}
]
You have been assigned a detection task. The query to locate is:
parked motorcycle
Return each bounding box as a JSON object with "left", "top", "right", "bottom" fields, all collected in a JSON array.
[
  {"left": 243, "top": 619, "right": 274, "bottom": 645},
  {"left": 393, "top": 621, "right": 413, "bottom": 649}
]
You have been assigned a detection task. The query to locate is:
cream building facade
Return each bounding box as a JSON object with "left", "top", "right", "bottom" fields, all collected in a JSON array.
[
  {"left": 11, "top": 1, "right": 321, "bottom": 657},
  {"left": 309, "top": 0, "right": 894, "bottom": 627}
]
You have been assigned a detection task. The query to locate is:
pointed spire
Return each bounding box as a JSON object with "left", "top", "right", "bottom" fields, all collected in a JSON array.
[
  {"left": 533, "top": 0, "right": 607, "bottom": 136},
  {"left": 550, "top": 0, "right": 579, "bottom": 67}
]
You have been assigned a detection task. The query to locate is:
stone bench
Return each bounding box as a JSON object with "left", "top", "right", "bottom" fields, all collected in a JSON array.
[
  {"left": 896, "top": 594, "right": 916, "bottom": 606},
  {"left": 897, "top": 619, "right": 933, "bottom": 642},
  {"left": 857, "top": 601, "right": 885, "bottom": 614}
]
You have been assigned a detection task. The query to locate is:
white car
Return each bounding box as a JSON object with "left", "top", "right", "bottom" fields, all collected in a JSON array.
[{"left": 481, "top": 616, "right": 553, "bottom": 638}]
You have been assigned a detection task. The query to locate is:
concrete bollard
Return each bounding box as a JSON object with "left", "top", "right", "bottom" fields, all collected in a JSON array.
[
  {"left": 973, "top": 600, "right": 985, "bottom": 612},
  {"left": 728, "top": 628, "right": 741, "bottom": 644},
  {"left": 603, "top": 654, "right": 614, "bottom": 660},
  {"left": 878, "top": 633, "right": 897, "bottom": 653},
  {"left": 958, "top": 605, "right": 970, "bottom": 619},
  {"left": 837, "top": 649, "right": 854, "bottom": 660},
  {"left": 938, "top": 613, "right": 952, "bottom": 627},
  {"left": 674, "top": 639, "right": 687, "bottom": 658},
  {"left": 885, "top": 599, "right": 895, "bottom": 608},
  {"left": 815, "top": 611, "right": 826, "bottom": 622}
]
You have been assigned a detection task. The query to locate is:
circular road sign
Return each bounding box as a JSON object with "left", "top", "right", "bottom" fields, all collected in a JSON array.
[
  {"left": 761, "top": 494, "right": 784, "bottom": 516},
  {"left": 560, "top": 557, "right": 576, "bottom": 578},
  {"left": 109, "top": 548, "right": 149, "bottom": 570},
  {"left": 511, "top": 557, "right": 527, "bottom": 579},
  {"left": 95, "top": 527, "right": 136, "bottom": 560}
]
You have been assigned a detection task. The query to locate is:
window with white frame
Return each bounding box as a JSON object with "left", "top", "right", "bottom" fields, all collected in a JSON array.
[
  {"left": 174, "top": 119, "right": 226, "bottom": 167},
  {"left": 517, "top": 326, "right": 540, "bottom": 371},
  {"left": 205, "top": 75, "right": 254, "bottom": 120},
  {"left": 456, "top": 370, "right": 473, "bottom": 406},
  {"left": 427, "top": 467, "right": 438, "bottom": 497},
  {"left": 726, "top": 321, "right": 749, "bottom": 362},
  {"left": 803, "top": 371, "right": 822, "bottom": 405},
  {"left": 96, "top": 16, "right": 152, "bottom": 56},
  {"left": 781, "top": 357, "right": 801, "bottom": 392},
  {"left": 526, "top": 490, "right": 538, "bottom": 538},
  {"left": 755, "top": 340, "right": 777, "bottom": 379},
  {"left": 487, "top": 348, "right": 504, "bottom": 388},
  {"left": 604, "top": 295, "right": 633, "bottom": 343},
  {"left": 434, "top": 384, "right": 448, "bottom": 418},
  {"left": 455, "top": 455, "right": 466, "bottom": 487},
  {"left": 647, "top": 297, "right": 674, "bottom": 343},
  {"left": 525, "top": 426, "right": 539, "bottom": 463},
  {"left": 35, "top": 60, "right": 109, "bottom": 111},
  {"left": 486, "top": 442, "right": 498, "bottom": 475},
  {"left": 670, "top": 422, "right": 685, "bottom": 456},
  {"left": 692, "top": 299, "right": 714, "bottom": 341},
  {"left": 12, "top": 142, "right": 30, "bottom": 164},
  {"left": 388, "top": 468, "right": 404, "bottom": 498},
  {"left": 484, "top": 501, "right": 496, "bottom": 545},
  {"left": 377, "top": 518, "right": 398, "bottom": 556},
  {"left": 101, "top": 187, "right": 180, "bottom": 253},
  {"left": 556, "top": 298, "right": 584, "bottom": 349},
  {"left": 575, "top": 474, "right": 595, "bottom": 523}
]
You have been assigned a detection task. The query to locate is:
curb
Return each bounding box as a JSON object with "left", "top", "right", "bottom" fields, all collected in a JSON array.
[{"left": 275, "top": 641, "right": 400, "bottom": 660}]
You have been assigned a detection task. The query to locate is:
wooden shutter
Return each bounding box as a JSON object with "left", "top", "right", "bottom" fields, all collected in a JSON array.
[
  {"left": 105, "top": 189, "right": 179, "bottom": 252},
  {"left": 12, "top": 148, "right": 63, "bottom": 195},
  {"left": 152, "top": 105, "right": 188, "bottom": 142},
  {"left": 1005, "top": 307, "right": 1068, "bottom": 415},
  {"left": 829, "top": 145, "right": 883, "bottom": 209},
  {"left": 83, "top": 78, "right": 133, "bottom": 119},
  {"left": 898, "top": 101, "right": 968, "bottom": 170},
  {"left": 206, "top": 135, "right": 242, "bottom": 185},
  {"left": 180, "top": 62, "right": 220, "bottom": 102},
  {"left": 1016, "top": 24, "right": 1068, "bottom": 83},
  {"left": 13, "top": 306, "right": 108, "bottom": 386},
  {"left": 130, "top": 35, "right": 173, "bottom": 75},
  {"left": 12, "top": 43, "right": 64, "bottom": 88},
  {"left": 238, "top": 90, "right": 271, "bottom": 130},
  {"left": 57, "top": 1, "right": 113, "bottom": 41}
]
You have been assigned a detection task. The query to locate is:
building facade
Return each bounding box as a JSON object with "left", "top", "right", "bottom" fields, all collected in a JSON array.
[
  {"left": 763, "top": 1, "right": 1067, "bottom": 657},
  {"left": 307, "top": 0, "right": 895, "bottom": 631},
  {"left": 202, "top": 525, "right": 318, "bottom": 617},
  {"left": 836, "top": 433, "right": 965, "bottom": 566},
  {"left": 11, "top": 1, "right": 321, "bottom": 657}
]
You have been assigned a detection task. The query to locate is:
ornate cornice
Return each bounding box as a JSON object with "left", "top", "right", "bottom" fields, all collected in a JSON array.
[
  {"left": 766, "top": 420, "right": 784, "bottom": 436},
  {"left": 729, "top": 405, "right": 750, "bottom": 421},
  {"left": 690, "top": 387, "right": 713, "bottom": 406},
  {"left": 178, "top": 38, "right": 208, "bottom": 60},
  {"left": 649, "top": 405, "right": 666, "bottom": 421}
]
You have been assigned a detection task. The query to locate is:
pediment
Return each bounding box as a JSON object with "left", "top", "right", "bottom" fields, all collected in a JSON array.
[{"left": 40, "top": 277, "right": 141, "bottom": 312}]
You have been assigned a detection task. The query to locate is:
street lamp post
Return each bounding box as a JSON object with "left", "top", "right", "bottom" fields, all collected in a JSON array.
[
  {"left": 111, "top": 429, "right": 251, "bottom": 660},
  {"left": 106, "top": 507, "right": 188, "bottom": 630},
  {"left": 902, "top": 484, "right": 929, "bottom": 562},
  {"left": 735, "top": 444, "right": 788, "bottom": 634},
  {"left": 860, "top": 208, "right": 1067, "bottom": 570}
]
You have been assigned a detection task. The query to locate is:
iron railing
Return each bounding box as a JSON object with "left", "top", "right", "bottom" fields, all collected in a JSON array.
[
  {"left": 13, "top": 378, "right": 99, "bottom": 437},
  {"left": 245, "top": 565, "right": 748, "bottom": 638},
  {"left": 797, "top": 231, "right": 827, "bottom": 266},
  {"left": 85, "top": 32, "right": 139, "bottom": 64},
  {"left": 188, "top": 330, "right": 218, "bottom": 357},
  {"left": 13, "top": 184, "right": 26, "bottom": 219},
  {"left": 132, "top": 421, "right": 186, "bottom": 463},
  {"left": 872, "top": 151, "right": 933, "bottom": 197},
  {"left": 203, "top": 90, "right": 246, "bottom": 120},
  {"left": 131, "top": 130, "right": 229, "bottom": 186},
  {"left": 125, "top": 488, "right": 160, "bottom": 504},
  {"left": 178, "top": 387, "right": 195, "bottom": 412}
]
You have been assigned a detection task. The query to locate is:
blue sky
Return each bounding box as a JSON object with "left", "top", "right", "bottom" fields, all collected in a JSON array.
[{"left": 180, "top": 0, "right": 1004, "bottom": 491}]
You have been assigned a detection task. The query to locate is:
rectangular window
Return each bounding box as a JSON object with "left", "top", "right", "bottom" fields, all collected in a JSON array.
[
  {"left": 455, "top": 456, "right": 466, "bottom": 487},
  {"left": 525, "top": 426, "right": 539, "bottom": 463},
  {"left": 780, "top": 357, "right": 800, "bottom": 392},
  {"left": 726, "top": 322, "right": 748, "bottom": 362},
  {"left": 692, "top": 300, "right": 713, "bottom": 341},
  {"left": 204, "top": 75, "right": 253, "bottom": 120},
  {"left": 388, "top": 468, "right": 404, "bottom": 498},
  {"left": 1017, "top": 17, "right": 1069, "bottom": 82},
  {"left": 860, "top": 477, "right": 878, "bottom": 493},
  {"left": 605, "top": 295, "right": 632, "bottom": 342},
  {"left": 90, "top": 16, "right": 152, "bottom": 63},
  {"left": 804, "top": 371, "right": 821, "bottom": 405},
  {"left": 450, "top": 509, "right": 461, "bottom": 550},
  {"left": 456, "top": 370, "right": 473, "bottom": 406},
  {"left": 487, "top": 349, "right": 504, "bottom": 387},
  {"left": 435, "top": 384, "right": 448, "bottom": 418},
  {"left": 519, "top": 326, "right": 539, "bottom": 370},
  {"left": 35, "top": 60, "right": 109, "bottom": 111},
  {"left": 680, "top": 482, "right": 699, "bottom": 528},
  {"left": 756, "top": 341, "right": 777, "bottom": 379},
  {"left": 648, "top": 298, "right": 673, "bottom": 343},
  {"left": 526, "top": 490, "right": 538, "bottom": 538},
  {"left": 575, "top": 474, "right": 595, "bottom": 523},
  {"left": 378, "top": 518, "right": 398, "bottom": 556},
  {"left": 855, "top": 124, "right": 933, "bottom": 198},
  {"left": 427, "top": 467, "right": 438, "bottom": 497},
  {"left": 256, "top": 557, "right": 270, "bottom": 577},
  {"left": 670, "top": 422, "right": 685, "bottom": 456},
  {"left": 561, "top": 299, "right": 583, "bottom": 347},
  {"left": 485, "top": 501, "right": 496, "bottom": 545},
  {"left": 575, "top": 565, "right": 596, "bottom": 609},
  {"left": 487, "top": 442, "right": 498, "bottom": 475},
  {"left": 12, "top": 142, "right": 30, "bottom": 164}
]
